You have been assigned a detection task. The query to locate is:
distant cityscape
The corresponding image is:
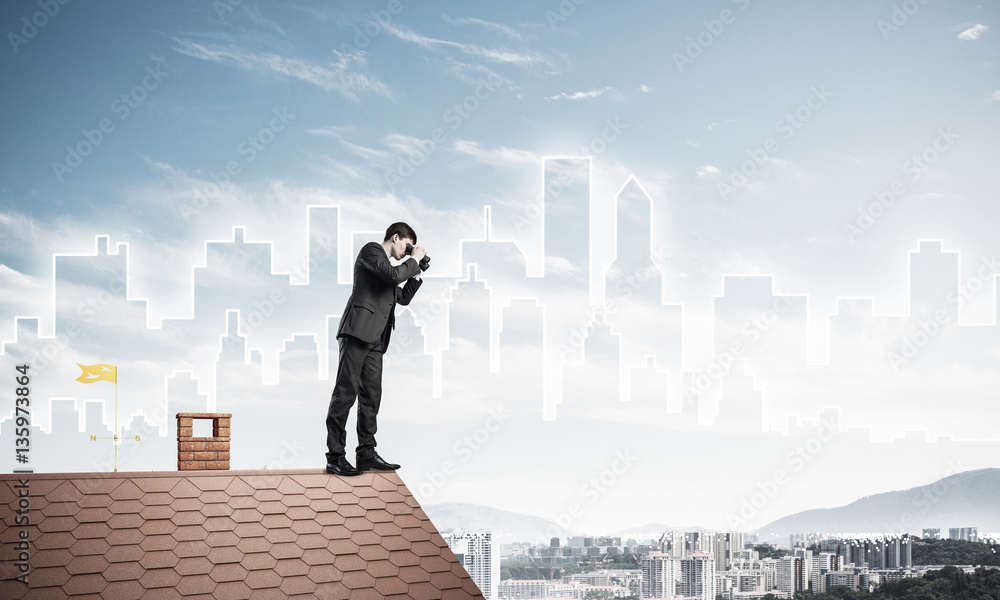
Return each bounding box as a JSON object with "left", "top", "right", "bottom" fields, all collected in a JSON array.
[{"left": 443, "top": 527, "right": 1000, "bottom": 600}]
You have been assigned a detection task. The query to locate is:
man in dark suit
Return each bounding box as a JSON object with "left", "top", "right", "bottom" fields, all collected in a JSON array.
[{"left": 325, "top": 222, "right": 426, "bottom": 476}]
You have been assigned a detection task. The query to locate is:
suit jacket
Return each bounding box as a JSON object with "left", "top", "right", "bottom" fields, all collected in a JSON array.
[{"left": 336, "top": 241, "right": 423, "bottom": 350}]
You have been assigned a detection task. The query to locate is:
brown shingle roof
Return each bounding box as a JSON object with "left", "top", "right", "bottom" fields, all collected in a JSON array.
[{"left": 0, "top": 470, "right": 486, "bottom": 599}]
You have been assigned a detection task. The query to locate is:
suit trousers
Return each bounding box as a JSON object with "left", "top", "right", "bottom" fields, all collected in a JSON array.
[{"left": 325, "top": 332, "right": 385, "bottom": 463}]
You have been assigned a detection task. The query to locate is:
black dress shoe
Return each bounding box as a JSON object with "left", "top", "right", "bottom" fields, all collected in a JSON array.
[
  {"left": 325, "top": 457, "right": 362, "bottom": 476},
  {"left": 356, "top": 453, "right": 400, "bottom": 471}
]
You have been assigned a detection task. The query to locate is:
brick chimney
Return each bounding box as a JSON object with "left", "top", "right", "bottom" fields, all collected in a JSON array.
[{"left": 176, "top": 412, "right": 231, "bottom": 470}]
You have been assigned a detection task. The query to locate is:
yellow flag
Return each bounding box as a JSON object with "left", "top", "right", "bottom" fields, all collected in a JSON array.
[{"left": 76, "top": 363, "right": 117, "bottom": 384}]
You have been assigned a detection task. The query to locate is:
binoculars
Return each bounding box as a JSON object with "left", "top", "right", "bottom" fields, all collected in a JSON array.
[{"left": 405, "top": 244, "right": 431, "bottom": 272}]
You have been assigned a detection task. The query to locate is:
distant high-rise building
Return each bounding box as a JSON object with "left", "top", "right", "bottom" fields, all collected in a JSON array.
[
  {"left": 679, "top": 553, "right": 715, "bottom": 600},
  {"left": 793, "top": 548, "right": 813, "bottom": 586},
  {"left": 660, "top": 530, "right": 685, "bottom": 558},
  {"left": 640, "top": 552, "right": 676, "bottom": 599},
  {"left": 869, "top": 538, "right": 886, "bottom": 570},
  {"left": 949, "top": 527, "right": 978, "bottom": 542},
  {"left": 498, "top": 579, "right": 549, "bottom": 599},
  {"left": 790, "top": 532, "right": 824, "bottom": 548},
  {"left": 685, "top": 531, "right": 715, "bottom": 556},
  {"left": 442, "top": 530, "right": 499, "bottom": 600},
  {"left": 845, "top": 538, "right": 866, "bottom": 567},
  {"left": 714, "top": 532, "right": 744, "bottom": 572},
  {"left": 811, "top": 552, "right": 842, "bottom": 592},
  {"left": 824, "top": 570, "right": 861, "bottom": 592},
  {"left": 777, "top": 556, "right": 806, "bottom": 596},
  {"left": 922, "top": 528, "right": 941, "bottom": 540},
  {"left": 887, "top": 534, "right": 912, "bottom": 568}
]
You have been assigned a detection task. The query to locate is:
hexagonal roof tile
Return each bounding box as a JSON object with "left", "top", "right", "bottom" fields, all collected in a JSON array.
[
  {"left": 169, "top": 479, "right": 203, "bottom": 499},
  {"left": 65, "top": 554, "right": 110, "bottom": 575},
  {"left": 289, "top": 519, "right": 323, "bottom": 535},
  {"left": 68, "top": 537, "right": 110, "bottom": 557},
  {"left": 236, "top": 537, "right": 271, "bottom": 554},
  {"left": 0, "top": 469, "right": 484, "bottom": 599},
  {"left": 175, "top": 555, "right": 215, "bottom": 576},
  {"left": 103, "top": 560, "right": 145, "bottom": 582}
]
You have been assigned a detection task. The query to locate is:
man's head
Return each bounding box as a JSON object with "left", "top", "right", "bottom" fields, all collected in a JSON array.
[{"left": 382, "top": 222, "right": 417, "bottom": 260}]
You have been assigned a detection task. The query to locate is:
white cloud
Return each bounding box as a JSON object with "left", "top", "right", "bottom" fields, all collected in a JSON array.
[
  {"left": 697, "top": 165, "right": 721, "bottom": 178},
  {"left": 907, "top": 192, "right": 962, "bottom": 201},
  {"left": 383, "top": 133, "right": 438, "bottom": 158},
  {"left": 991, "top": 90, "right": 1000, "bottom": 101},
  {"left": 957, "top": 24, "right": 988, "bottom": 40},
  {"left": 685, "top": 138, "right": 701, "bottom": 148},
  {"left": 241, "top": 5, "right": 286, "bottom": 36},
  {"left": 441, "top": 14, "right": 523, "bottom": 40},
  {"left": 171, "top": 37, "right": 390, "bottom": 100},
  {"left": 384, "top": 24, "right": 541, "bottom": 65},
  {"left": 546, "top": 87, "right": 615, "bottom": 101},
  {"left": 304, "top": 153, "right": 381, "bottom": 189},
  {"left": 307, "top": 127, "right": 390, "bottom": 160},
  {"left": 638, "top": 84, "right": 654, "bottom": 94},
  {"left": 544, "top": 256, "right": 585, "bottom": 276},
  {"left": 446, "top": 58, "right": 517, "bottom": 90},
  {"left": 451, "top": 140, "right": 544, "bottom": 169},
  {"left": 706, "top": 119, "right": 736, "bottom": 130},
  {"left": 0, "top": 264, "right": 46, "bottom": 313}
]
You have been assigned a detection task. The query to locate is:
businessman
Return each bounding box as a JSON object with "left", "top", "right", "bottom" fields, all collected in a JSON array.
[{"left": 325, "top": 222, "right": 426, "bottom": 476}]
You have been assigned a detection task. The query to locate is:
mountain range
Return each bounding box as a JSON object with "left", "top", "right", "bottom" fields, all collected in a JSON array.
[
  {"left": 425, "top": 468, "right": 1000, "bottom": 546},
  {"left": 753, "top": 467, "right": 1000, "bottom": 544}
]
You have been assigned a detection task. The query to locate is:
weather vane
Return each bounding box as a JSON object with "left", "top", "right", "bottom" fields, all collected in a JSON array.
[{"left": 76, "top": 363, "right": 139, "bottom": 472}]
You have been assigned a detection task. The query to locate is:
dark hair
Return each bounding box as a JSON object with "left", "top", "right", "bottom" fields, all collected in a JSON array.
[{"left": 384, "top": 222, "right": 417, "bottom": 245}]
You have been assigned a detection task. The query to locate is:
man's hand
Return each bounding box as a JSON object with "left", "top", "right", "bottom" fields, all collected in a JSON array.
[{"left": 409, "top": 245, "right": 426, "bottom": 262}]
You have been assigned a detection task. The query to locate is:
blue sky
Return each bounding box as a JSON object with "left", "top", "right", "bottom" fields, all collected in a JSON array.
[{"left": 1, "top": 0, "right": 999, "bottom": 534}]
